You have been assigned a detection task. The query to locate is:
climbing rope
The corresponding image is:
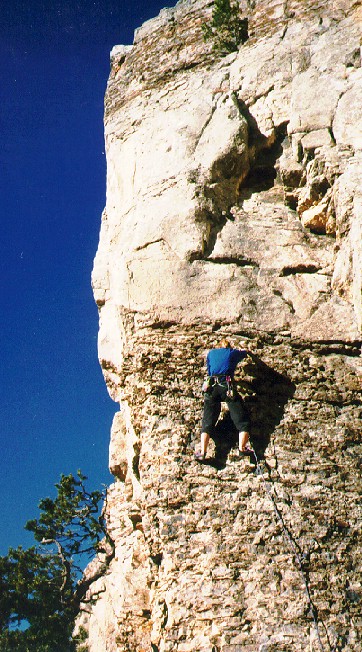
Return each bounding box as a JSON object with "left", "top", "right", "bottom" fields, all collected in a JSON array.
[{"left": 249, "top": 446, "right": 330, "bottom": 652}]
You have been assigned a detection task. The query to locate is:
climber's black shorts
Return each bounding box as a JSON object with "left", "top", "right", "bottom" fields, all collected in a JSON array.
[{"left": 201, "top": 383, "right": 250, "bottom": 435}]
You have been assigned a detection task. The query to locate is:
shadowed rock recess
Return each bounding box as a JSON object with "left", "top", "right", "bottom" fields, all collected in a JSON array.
[{"left": 81, "top": 0, "right": 362, "bottom": 650}]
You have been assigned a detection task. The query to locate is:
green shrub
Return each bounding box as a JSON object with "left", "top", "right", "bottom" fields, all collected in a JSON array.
[{"left": 202, "top": 0, "right": 248, "bottom": 54}]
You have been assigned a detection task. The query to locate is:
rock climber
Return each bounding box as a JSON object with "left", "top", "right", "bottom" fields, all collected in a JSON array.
[{"left": 195, "top": 338, "right": 250, "bottom": 462}]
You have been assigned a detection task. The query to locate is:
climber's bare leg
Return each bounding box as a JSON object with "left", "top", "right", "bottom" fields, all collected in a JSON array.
[
  {"left": 201, "top": 431, "right": 210, "bottom": 457},
  {"left": 239, "top": 431, "right": 250, "bottom": 452}
]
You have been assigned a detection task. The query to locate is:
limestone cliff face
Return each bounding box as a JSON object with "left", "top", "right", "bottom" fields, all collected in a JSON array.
[{"left": 83, "top": 1, "right": 361, "bottom": 650}]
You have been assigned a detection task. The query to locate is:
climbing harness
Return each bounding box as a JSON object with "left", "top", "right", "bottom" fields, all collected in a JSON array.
[
  {"left": 203, "top": 375, "right": 234, "bottom": 398},
  {"left": 225, "top": 375, "right": 234, "bottom": 399},
  {"left": 249, "top": 446, "right": 332, "bottom": 652}
]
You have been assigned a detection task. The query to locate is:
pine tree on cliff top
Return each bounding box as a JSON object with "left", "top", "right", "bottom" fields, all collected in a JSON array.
[{"left": 202, "top": 0, "right": 248, "bottom": 54}]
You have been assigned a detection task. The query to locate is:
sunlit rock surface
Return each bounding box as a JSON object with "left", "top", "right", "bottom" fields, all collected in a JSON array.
[{"left": 81, "top": 0, "right": 361, "bottom": 650}]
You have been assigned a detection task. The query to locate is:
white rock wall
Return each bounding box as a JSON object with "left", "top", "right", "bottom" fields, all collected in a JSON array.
[{"left": 84, "top": 1, "right": 362, "bottom": 650}]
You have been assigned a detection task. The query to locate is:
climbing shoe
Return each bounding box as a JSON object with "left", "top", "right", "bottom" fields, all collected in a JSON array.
[
  {"left": 194, "top": 451, "right": 206, "bottom": 462},
  {"left": 232, "top": 448, "right": 253, "bottom": 461}
]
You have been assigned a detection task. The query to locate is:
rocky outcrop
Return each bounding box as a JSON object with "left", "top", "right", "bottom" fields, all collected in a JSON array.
[{"left": 82, "top": 0, "right": 361, "bottom": 650}]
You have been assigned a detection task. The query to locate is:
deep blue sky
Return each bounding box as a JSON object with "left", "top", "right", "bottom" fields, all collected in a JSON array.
[{"left": 0, "top": 0, "right": 168, "bottom": 555}]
